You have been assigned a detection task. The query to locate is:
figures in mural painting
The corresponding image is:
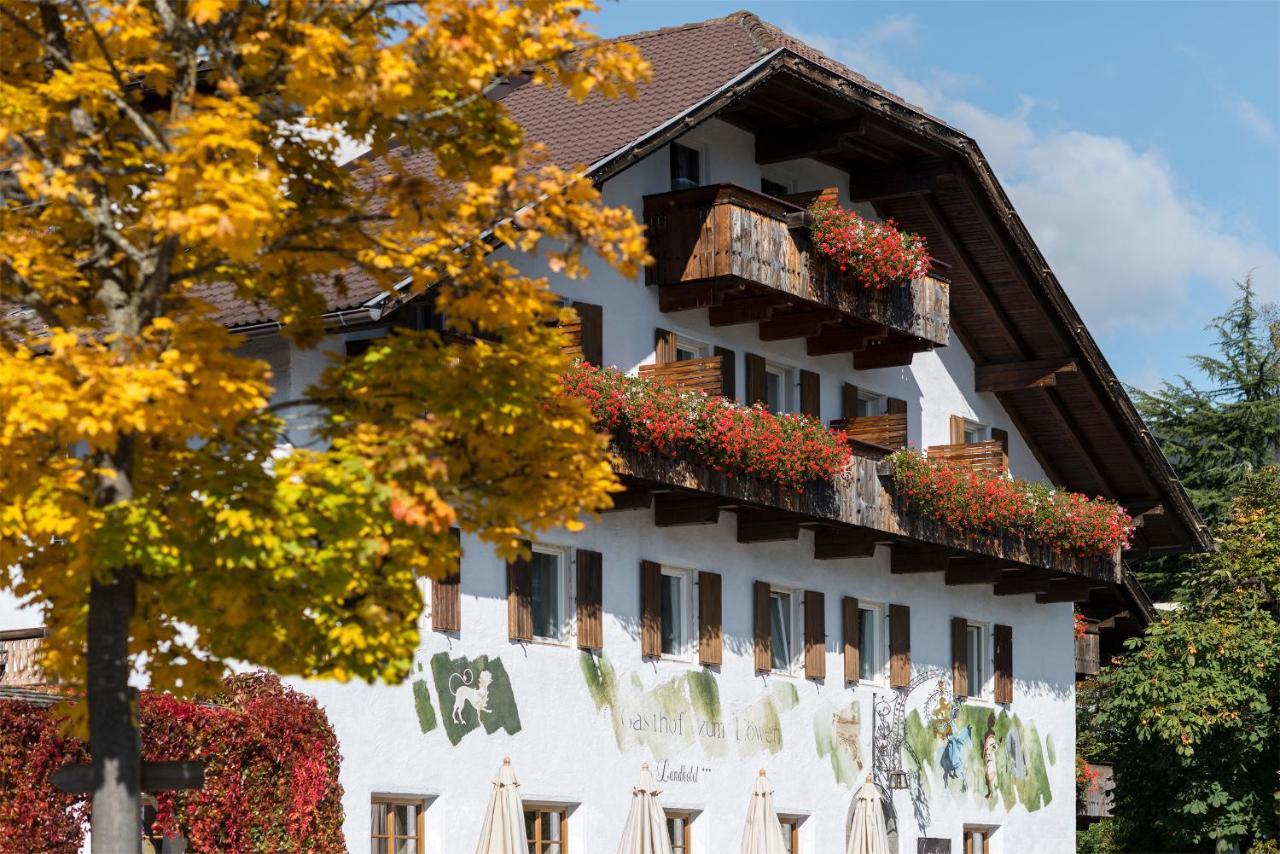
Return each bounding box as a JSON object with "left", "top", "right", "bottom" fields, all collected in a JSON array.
[
  {"left": 982, "top": 712, "right": 999, "bottom": 798},
  {"left": 940, "top": 724, "right": 972, "bottom": 788},
  {"left": 449, "top": 669, "right": 493, "bottom": 724}
]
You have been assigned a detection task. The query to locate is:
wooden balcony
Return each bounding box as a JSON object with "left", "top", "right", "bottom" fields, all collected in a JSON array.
[
  {"left": 927, "top": 440, "right": 1008, "bottom": 475},
  {"left": 830, "top": 413, "right": 908, "bottom": 458},
  {"left": 610, "top": 445, "right": 1121, "bottom": 591},
  {"left": 644, "top": 184, "right": 950, "bottom": 369},
  {"left": 0, "top": 628, "right": 49, "bottom": 687},
  {"left": 637, "top": 356, "right": 723, "bottom": 396}
]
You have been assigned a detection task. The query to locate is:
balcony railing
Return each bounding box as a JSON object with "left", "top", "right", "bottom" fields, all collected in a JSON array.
[
  {"left": 0, "top": 628, "right": 49, "bottom": 687},
  {"left": 831, "top": 413, "right": 908, "bottom": 457},
  {"left": 644, "top": 184, "right": 950, "bottom": 367},
  {"left": 926, "top": 440, "right": 1008, "bottom": 475},
  {"left": 637, "top": 356, "right": 723, "bottom": 396}
]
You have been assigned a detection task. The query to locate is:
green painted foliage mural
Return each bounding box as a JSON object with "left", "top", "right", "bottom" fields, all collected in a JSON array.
[
  {"left": 904, "top": 705, "right": 1054, "bottom": 813},
  {"left": 430, "top": 652, "right": 521, "bottom": 746},
  {"left": 814, "top": 700, "right": 865, "bottom": 786},
  {"left": 412, "top": 679, "right": 437, "bottom": 734}
]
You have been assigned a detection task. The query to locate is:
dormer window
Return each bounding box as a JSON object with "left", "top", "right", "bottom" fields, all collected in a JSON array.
[{"left": 670, "top": 143, "right": 701, "bottom": 191}]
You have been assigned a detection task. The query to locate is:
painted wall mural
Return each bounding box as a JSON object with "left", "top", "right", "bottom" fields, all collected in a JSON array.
[
  {"left": 427, "top": 652, "right": 521, "bottom": 746},
  {"left": 813, "top": 700, "right": 866, "bottom": 786},
  {"left": 903, "top": 702, "right": 1054, "bottom": 813},
  {"left": 579, "top": 652, "right": 799, "bottom": 761}
]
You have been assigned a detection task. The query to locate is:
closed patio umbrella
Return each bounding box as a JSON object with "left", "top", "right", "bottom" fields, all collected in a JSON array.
[
  {"left": 475, "top": 757, "right": 529, "bottom": 854},
  {"left": 846, "top": 776, "right": 891, "bottom": 854},
  {"left": 617, "top": 763, "right": 674, "bottom": 854},
  {"left": 740, "top": 769, "right": 788, "bottom": 854}
]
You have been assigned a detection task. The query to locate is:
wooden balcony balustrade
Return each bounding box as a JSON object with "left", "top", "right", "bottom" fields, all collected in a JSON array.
[
  {"left": 830, "top": 413, "right": 908, "bottom": 456},
  {"left": 0, "top": 628, "right": 49, "bottom": 687},
  {"left": 926, "top": 440, "right": 1009, "bottom": 475},
  {"left": 644, "top": 184, "right": 950, "bottom": 369},
  {"left": 637, "top": 355, "right": 723, "bottom": 397}
]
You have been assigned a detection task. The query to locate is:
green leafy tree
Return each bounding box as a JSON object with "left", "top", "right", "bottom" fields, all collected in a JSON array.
[
  {"left": 1131, "top": 277, "right": 1280, "bottom": 596},
  {"left": 1083, "top": 468, "right": 1280, "bottom": 851}
]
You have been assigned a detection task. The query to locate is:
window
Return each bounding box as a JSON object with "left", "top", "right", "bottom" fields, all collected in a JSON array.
[
  {"left": 525, "top": 807, "right": 568, "bottom": 854},
  {"left": 666, "top": 811, "right": 692, "bottom": 852},
  {"left": 371, "top": 797, "right": 424, "bottom": 854},
  {"left": 764, "top": 364, "right": 794, "bottom": 414},
  {"left": 530, "top": 546, "right": 569, "bottom": 643},
  {"left": 858, "top": 603, "right": 886, "bottom": 683},
  {"left": 966, "top": 623, "right": 988, "bottom": 699},
  {"left": 778, "top": 815, "right": 801, "bottom": 852},
  {"left": 674, "top": 336, "right": 708, "bottom": 362},
  {"left": 769, "top": 588, "right": 795, "bottom": 672},
  {"left": 855, "top": 391, "right": 886, "bottom": 417},
  {"left": 660, "top": 567, "right": 695, "bottom": 658},
  {"left": 964, "top": 826, "right": 995, "bottom": 854},
  {"left": 670, "top": 143, "right": 701, "bottom": 191},
  {"left": 761, "top": 177, "right": 790, "bottom": 198},
  {"left": 963, "top": 420, "right": 990, "bottom": 444}
]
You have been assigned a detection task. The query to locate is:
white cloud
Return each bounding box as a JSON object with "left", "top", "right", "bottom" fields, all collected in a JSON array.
[
  {"left": 1224, "top": 92, "right": 1278, "bottom": 143},
  {"left": 785, "top": 25, "right": 1280, "bottom": 333}
]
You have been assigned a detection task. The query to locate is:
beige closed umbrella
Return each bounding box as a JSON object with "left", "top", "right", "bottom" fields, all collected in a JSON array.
[
  {"left": 475, "top": 757, "right": 530, "bottom": 854},
  {"left": 846, "top": 776, "right": 891, "bottom": 854},
  {"left": 617, "top": 763, "right": 674, "bottom": 854},
  {"left": 740, "top": 769, "right": 788, "bottom": 854}
]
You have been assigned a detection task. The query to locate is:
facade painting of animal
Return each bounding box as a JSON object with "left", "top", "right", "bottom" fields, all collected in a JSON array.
[
  {"left": 940, "top": 724, "right": 973, "bottom": 788},
  {"left": 448, "top": 669, "right": 493, "bottom": 724},
  {"left": 429, "top": 652, "right": 521, "bottom": 746}
]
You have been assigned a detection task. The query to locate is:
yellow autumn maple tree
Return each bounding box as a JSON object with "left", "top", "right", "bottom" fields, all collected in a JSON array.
[{"left": 0, "top": 0, "right": 648, "bottom": 846}]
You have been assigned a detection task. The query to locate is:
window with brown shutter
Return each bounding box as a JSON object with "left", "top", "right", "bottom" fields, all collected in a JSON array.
[
  {"left": 715, "top": 346, "right": 736, "bottom": 401},
  {"left": 655, "top": 328, "right": 677, "bottom": 364},
  {"left": 431, "top": 528, "right": 462, "bottom": 633},
  {"left": 698, "top": 571, "right": 722, "bottom": 666},
  {"left": 799, "top": 370, "right": 820, "bottom": 418},
  {"left": 886, "top": 397, "right": 907, "bottom": 415},
  {"left": 640, "top": 560, "right": 662, "bottom": 658},
  {"left": 576, "top": 549, "right": 603, "bottom": 651},
  {"left": 745, "top": 353, "right": 768, "bottom": 406},
  {"left": 841, "top": 383, "right": 859, "bottom": 420},
  {"left": 842, "top": 597, "right": 860, "bottom": 684},
  {"left": 507, "top": 542, "right": 532, "bottom": 642},
  {"left": 803, "top": 590, "right": 825, "bottom": 680},
  {"left": 753, "top": 580, "right": 772, "bottom": 673},
  {"left": 573, "top": 302, "right": 603, "bottom": 367},
  {"left": 889, "top": 604, "right": 911, "bottom": 688},
  {"left": 950, "top": 616, "right": 969, "bottom": 697},
  {"left": 994, "top": 624, "right": 1013, "bottom": 704}
]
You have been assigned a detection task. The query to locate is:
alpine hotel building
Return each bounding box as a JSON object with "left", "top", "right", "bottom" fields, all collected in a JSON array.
[{"left": 0, "top": 11, "right": 1209, "bottom": 854}]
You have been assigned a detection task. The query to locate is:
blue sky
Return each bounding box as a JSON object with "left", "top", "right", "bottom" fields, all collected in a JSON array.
[{"left": 585, "top": 1, "right": 1280, "bottom": 390}]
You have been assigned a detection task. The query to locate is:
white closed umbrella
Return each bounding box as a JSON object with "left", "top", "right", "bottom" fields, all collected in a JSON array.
[
  {"left": 846, "top": 776, "right": 890, "bottom": 854},
  {"left": 741, "top": 769, "right": 788, "bottom": 854},
  {"left": 475, "top": 757, "right": 530, "bottom": 854},
  {"left": 617, "top": 763, "right": 674, "bottom": 854}
]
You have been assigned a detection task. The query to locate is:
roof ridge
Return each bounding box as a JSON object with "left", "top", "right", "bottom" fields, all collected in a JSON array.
[{"left": 614, "top": 11, "right": 748, "bottom": 45}]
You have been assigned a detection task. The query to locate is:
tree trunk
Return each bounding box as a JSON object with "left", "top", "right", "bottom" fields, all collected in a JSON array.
[{"left": 88, "top": 572, "right": 140, "bottom": 853}]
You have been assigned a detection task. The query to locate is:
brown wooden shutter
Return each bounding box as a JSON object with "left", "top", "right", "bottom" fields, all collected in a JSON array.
[
  {"left": 842, "top": 597, "right": 860, "bottom": 684},
  {"left": 640, "top": 560, "right": 662, "bottom": 658},
  {"left": 655, "top": 328, "right": 677, "bottom": 364},
  {"left": 573, "top": 302, "right": 603, "bottom": 367},
  {"left": 951, "top": 616, "right": 969, "bottom": 697},
  {"left": 715, "top": 346, "right": 736, "bottom": 400},
  {"left": 841, "top": 383, "right": 859, "bottom": 419},
  {"left": 950, "top": 414, "right": 966, "bottom": 444},
  {"left": 804, "top": 590, "right": 826, "bottom": 680},
  {"left": 994, "top": 623, "right": 1013, "bottom": 704},
  {"left": 745, "top": 353, "right": 768, "bottom": 406},
  {"left": 698, "top": 571, "right": 722, "bottom": 666},
  {"left": 431, "top": 528, "right": 462, "bottom": 633},
  {"left": 887, "top": 397, "right": 908, "bottom": 415},
  {"left": 506, "top": 541, "right": 533, "bottom": 642},
  {"left": 799, "top": 370, "right": 821, "bottom": 418},
  {"left": 753, "top": 580, "right": 772, "bottom": 673},
  {"left": 889, "top": 604, "right": 911, "bottom": 688},
  {"left": 576, "top": 549, "right": 603, "bottom": 651}
]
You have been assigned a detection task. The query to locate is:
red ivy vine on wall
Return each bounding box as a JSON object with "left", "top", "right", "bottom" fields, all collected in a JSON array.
[
  {"left": 889, "top": 449, "right": 1133, "bottom": 557},
  {"left": 809, "top": 200, "right": 931, "bottom": 287},
  {"left": 562, "top": 362, "right": 852, "bottom": 491},
  {"left": 0, "top": 672, "right": 345, "bottom": 854}
]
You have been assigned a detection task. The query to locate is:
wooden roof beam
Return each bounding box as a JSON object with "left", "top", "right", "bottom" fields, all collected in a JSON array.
[
  {"left": 849, "top": 159, "right": 959, "bottom": 202},
  {"left": 976, "top": 358, "right": 1078, "bottom": 393},
  {"left": 737, "top": 509, "right": 801, "bottom": 543},
  {"left": 1036, "top": 579, "right": 1109, "bottom": 604},
  {"left": 890, "top": 547, "right": 952, "bottom": 574},
  {"left": 944, "top": 558, "right": 1008, "bottom": 586},
  {"left": 755, "top": 117, "right": 864, "bottom": 164},
  {"left": 709, "top": 296, "right": 781, "bottom": 327},
  {"left": 853, "top": 340, "right": 927, "bottom": 370},
  {"left": 1040, "top": 384, "right": 1120, "bottom": 498},
  {"left": 806, "top": 324, "right": 885, "bottom": 357},
  {"left": 654, "top": 493, "right": 722, "bottom": 527},
  {"left": 812, "top": 526, "right": 882, "bottom": 559},
  {"left": 993, "top": 570, "right": 1054, "bottom": 596},
  {"left": 758, "top": 309, "right": 838, "bottom": 341}
]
